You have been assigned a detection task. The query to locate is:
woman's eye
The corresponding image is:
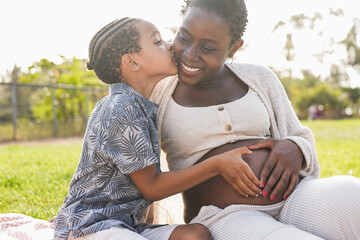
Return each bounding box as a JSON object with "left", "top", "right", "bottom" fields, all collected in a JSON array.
[
  {"left": 178, "top": 32, "right": 189, "bottom": 42},
  {"left": 202, "top": 45, "right": 216, "bottom": 52}
]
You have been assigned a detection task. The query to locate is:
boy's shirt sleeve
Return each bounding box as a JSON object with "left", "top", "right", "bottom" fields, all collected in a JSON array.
[{"left": 99, "top": 103, "right": 160, "bottom": 175}]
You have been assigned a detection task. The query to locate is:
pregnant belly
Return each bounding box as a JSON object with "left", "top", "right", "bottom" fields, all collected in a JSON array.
[{"left": 182, "top": 139, "right": 285, "bottom": 223}]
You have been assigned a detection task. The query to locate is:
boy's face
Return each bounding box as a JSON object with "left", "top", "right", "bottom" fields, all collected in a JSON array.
[{"left": 134, "top": 21, "right": 178, "bottom": 81}]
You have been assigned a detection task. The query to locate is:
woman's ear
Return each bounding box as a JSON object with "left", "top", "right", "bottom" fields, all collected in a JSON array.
[
  {"left": 228, "top": 39, "right": 244, "bottom": 58},
  {"left": 122, "top": 54, "right": 141, "bottom": 71}
]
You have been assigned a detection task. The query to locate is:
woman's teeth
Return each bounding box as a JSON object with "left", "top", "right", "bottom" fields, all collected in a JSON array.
[{"left": 182, "top": 62, "right": 201, "bottom": 72}]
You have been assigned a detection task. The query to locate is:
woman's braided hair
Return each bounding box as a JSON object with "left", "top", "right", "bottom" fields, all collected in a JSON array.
[
  {"left": 86, "top": 17, "right": 142, "bottom": 84},
  {"left": 181, "top": 0, "right": 248, "bottom": 47}
]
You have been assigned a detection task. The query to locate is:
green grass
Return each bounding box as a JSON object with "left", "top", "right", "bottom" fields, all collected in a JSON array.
[
  {"left": 0, "top": 119, "right": 359, "bottom": 220},
  {"left": 0, "top": 143, "right": 81, "bottom": 220},
  {"left": 302, "top": 119, "right": 360, "bottom": 178}
]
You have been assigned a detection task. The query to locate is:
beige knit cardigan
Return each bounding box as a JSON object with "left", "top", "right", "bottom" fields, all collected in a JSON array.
[{"left": 150, "top": 62, "right": 320, "bottom": 178}]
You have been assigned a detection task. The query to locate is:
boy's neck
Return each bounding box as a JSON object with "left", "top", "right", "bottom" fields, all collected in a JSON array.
[{"left": 124, "top": 76, "right": 157, "bottom": 99}]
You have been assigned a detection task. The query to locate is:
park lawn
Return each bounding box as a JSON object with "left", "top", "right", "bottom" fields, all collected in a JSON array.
[
  {"left": 0, "top": 119, "right": 359, "bottom": 220},
  {"left": 0, "top": 143, "right": 81, "bottom": 220},
  {"left": 302, "top": 119, "right": 360, "bottom": 178}
]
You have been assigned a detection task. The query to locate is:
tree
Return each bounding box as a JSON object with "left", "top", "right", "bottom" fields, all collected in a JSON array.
[
  {"left": 292, "top": 83, "right": 348, "bottom": 119},
  {"left": 278, "top": 71, "right": 350, "bottom": 119},
  {"left": 272, "top": 12, "right": 324, "bottom": 79},
  {"left": 341, "top": 18, "right": 360, "bottom": 75},
  {"left": 271, "top": 9, "right": 356, "bottom": 87},
  {"left": 342, "top": 87, "right": 360, "bottom": 117},
  {"left": 282, "top": 34, "right": 295, "bottom": 78},
  {"left": 17, "top": 57, "right": 107, "bottom": 123},
  {"left": 0, "top": 65, "right": 22, "bottom": 121}
]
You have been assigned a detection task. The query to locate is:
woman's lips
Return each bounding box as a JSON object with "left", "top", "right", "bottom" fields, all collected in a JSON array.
[{"left": 181, "top": 62, "right": 201, "bottom": 75}]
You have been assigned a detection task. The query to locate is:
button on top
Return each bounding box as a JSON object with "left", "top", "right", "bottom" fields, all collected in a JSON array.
[
  {"left": 217, "top": 106, "right": 224, "bottom": 111},
  {"left": 225, "top": 124, "right": 232, "bottom": 131}
]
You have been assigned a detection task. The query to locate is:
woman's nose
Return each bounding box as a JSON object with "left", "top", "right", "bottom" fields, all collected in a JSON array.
[{"left": 184, "top": 45, "right": 199, "bottom": 60}]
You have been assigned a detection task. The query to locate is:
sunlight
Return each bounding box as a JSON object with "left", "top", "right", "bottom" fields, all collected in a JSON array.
[{"left": 1, "top": 0, "right": 359, "bottom": 87}]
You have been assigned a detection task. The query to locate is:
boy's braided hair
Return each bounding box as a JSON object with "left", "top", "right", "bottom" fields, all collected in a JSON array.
[
  {"left": 86, "top": 17, "right": 142, "bottom": 84},
  {"left": 181, "top": 0, "right": 248, "bottom": 47}
]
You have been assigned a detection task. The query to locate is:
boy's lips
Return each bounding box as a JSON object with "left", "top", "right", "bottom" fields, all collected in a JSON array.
[{"left": 180, "top": 62, "right": 202, "bottom": 75}]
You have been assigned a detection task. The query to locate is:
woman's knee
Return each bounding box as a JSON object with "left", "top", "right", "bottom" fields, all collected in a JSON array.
[
  {"left": 282, "top": 175, "right": 360, "bottom": 219},
  {"left": 320, "top": 175, "right": 360, "bottom": 196},
  {"left": 170, "top": 223, "right": 212, "bottom": 240},
  {"left": 295, "top": 175, "right": 360, "bottom": 196},
  {"left": 281, "top": 175, "right": 360, "bottom": 240}
]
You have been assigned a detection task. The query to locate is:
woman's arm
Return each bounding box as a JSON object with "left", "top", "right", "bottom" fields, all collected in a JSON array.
[
  {"left": 130, "top": 147, "right": 262, "bottom": 201},
  {"left": 229, "top": 63, "right": 319, "bottom": 178},
  {"left": 265, "top": 67, "right": 319, "bottom": 177},
  {"left": 247, "top": 65, "right": 320, "bottom": 200}
]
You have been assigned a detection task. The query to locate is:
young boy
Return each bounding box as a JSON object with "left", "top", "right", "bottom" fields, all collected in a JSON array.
[{"left": 54, "top": 17, "right": 262, "bottom": 240}]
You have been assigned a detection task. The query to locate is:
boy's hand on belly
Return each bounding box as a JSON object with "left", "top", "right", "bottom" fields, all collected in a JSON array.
[
  {"left": 217, "top": 147, "right": 263, "bottom": 198},
  {"left": 248, "top": 139, "right": 303, "bottom": 200}
]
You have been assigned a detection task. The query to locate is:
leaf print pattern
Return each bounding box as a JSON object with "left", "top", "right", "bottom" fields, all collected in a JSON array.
[{"left": 54, "top": 83, "right": 160, "bottom": 240}]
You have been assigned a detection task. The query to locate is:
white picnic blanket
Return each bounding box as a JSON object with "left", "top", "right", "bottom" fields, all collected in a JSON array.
[{"left": 0, "top": 213, "right": 54, "bottom": 240}]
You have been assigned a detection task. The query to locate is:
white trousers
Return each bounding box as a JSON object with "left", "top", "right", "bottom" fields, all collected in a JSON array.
[
  {"left": 190, "top": 175, "right": 360, "bottom": 240},
  {"left": 68, "top": 224, "right": 179, "bottom": 240}
]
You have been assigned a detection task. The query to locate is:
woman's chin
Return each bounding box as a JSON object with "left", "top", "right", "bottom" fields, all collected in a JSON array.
[{"left": 178, "top": 73, "right": 201, "bottom": 86}]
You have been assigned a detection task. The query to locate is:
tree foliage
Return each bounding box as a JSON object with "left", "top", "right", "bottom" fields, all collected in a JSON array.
[
  {"left": 341, "top": 18, "right": 360, "bottom": 74},
  {"left": 3, "top": 57, "right": 107, "bottom": 123},
  {"left": 278, "top": 70, "right": 357, "bottom": 119},
  {"left": 2, "top": 10, "right": 360, "bottom": 125},
  {"left": 271, "top": 9, "right": 360, "bottom": 119}
]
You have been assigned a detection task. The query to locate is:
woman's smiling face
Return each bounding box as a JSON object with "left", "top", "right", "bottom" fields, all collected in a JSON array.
[{"left": 172, "top": 7, "right": 234, "bottom": 87}]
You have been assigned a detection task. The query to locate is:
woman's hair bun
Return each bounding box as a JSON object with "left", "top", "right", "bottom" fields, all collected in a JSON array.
[{"left": 86, "top": 61, "right": 94, "bottom": 70}]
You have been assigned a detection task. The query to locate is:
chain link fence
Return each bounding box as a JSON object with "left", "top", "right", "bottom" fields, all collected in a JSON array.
[{"left": 0, "top": 82, "right": 108, "bottom": 142}]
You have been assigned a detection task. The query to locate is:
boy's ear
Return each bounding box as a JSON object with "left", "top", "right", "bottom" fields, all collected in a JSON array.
[
  {"left": 122, "top": 54, "right": 141, "bottom": 71},
  {"left": 228, "top": 39, "right": 244, "bottom": 58}
]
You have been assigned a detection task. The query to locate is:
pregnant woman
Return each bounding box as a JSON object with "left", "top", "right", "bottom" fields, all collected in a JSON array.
[{"left": 150, "top": 0, "right": 360, "bottom": 239}]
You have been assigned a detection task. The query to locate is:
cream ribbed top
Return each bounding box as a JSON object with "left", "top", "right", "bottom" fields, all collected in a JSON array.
[
  {"left": 161, "top": 88, "right": 271, "bottom": 170},
  {"left": 150, "top": 63, "right": 320, "bottom": 178}
]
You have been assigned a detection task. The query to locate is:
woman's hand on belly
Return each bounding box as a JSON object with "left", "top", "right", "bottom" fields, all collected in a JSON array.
[
  {"left": 249, "top": 139, "right": 303, "bottom": 200},
  {"left": 182, "top": 139, "right": 286, "bottom": 223}
]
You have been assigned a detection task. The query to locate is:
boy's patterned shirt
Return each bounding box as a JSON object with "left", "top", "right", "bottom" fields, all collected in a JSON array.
[{"left": 54, "top": 82, "right": 160, "bottom": 240}]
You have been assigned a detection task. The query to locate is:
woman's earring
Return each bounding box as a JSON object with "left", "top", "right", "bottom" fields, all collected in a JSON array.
[{"left": 226, "top": 57, "right": 233, "bottom": 65}]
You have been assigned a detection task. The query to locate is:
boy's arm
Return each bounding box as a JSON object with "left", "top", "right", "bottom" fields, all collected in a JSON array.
[
  {"left": 130, "top": 147, "right": 262, "bottom": 201},
  {"left": 108, "top": 103, "right": 261, "bottom": 202}
]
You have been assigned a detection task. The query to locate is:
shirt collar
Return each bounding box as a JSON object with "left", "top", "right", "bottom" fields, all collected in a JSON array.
[{"left": 109, "top": 82, "right": 158, "bottom": 118}]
